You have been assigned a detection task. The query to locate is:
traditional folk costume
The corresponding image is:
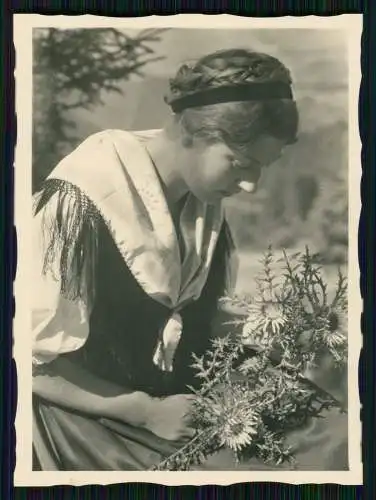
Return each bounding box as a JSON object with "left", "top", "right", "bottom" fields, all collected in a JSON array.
[{"left": 32, "top": 129, "right": 348, "bottom": 471}]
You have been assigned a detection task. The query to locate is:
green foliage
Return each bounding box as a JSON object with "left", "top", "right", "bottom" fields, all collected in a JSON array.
[
  {"left": 32, "top": 28, "right": 166, "bottom": 192},
  {"left": 152, "top": 246, "right": 347, "bottom": 471}
]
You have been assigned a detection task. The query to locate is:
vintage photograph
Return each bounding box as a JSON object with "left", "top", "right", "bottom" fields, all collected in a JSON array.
[{"left": 14, "top": 15, "right": 362, "bottom": 483}]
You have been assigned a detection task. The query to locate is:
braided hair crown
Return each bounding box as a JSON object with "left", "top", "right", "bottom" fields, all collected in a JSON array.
[{"left": 165, "top": 49, "right": 293, "bottom": 106}]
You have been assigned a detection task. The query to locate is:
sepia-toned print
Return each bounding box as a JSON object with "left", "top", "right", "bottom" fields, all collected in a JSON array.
[{"left": 13, "top": 14, "right": 362, "bottom": 486}]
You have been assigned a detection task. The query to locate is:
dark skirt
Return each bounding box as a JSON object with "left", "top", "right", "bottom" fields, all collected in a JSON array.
[{"left": 33, "top": 395, "right": 348, "bottom": 471}]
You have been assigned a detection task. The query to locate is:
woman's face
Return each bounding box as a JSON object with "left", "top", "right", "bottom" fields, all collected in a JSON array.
[{"left": 180, "top": 134, "right": 288, "bottom": 204}]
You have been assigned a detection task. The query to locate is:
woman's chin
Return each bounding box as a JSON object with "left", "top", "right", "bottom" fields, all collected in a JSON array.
[{"left": 191, "top": 190, "right": 223, "bottom": 204}]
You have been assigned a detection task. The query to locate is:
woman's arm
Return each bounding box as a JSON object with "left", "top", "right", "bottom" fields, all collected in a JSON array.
[
  {"left": 33, "top": 357, "right": 195, "bottom": 440},
  {"left": 33, "top": 356, "right": 152, "bottom": 426}
]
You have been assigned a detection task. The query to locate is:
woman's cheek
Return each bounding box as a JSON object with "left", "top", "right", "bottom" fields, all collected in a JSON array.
[
  {"left": 204, "top": 158, "right": 232, "bottom": 186},
  {"left": 185, "top": 153, "right": 231, "bottom": 196}
]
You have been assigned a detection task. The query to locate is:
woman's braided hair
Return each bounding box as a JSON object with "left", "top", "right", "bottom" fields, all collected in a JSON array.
[
  {"left": 166, "top": 49, "right": 293, "bottom": 100},
  {"left": 165, "top": 49, "right": 298, "bottom": 152}
]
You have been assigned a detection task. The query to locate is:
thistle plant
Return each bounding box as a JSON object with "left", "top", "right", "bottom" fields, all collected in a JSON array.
[{"left": 152, "top": 246, "right": 348, "bottom": 471}]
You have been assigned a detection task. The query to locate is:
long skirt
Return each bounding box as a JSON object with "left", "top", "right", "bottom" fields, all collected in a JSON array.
[{"left": 33, "top": 395, "right": 348, "bottom": 471}]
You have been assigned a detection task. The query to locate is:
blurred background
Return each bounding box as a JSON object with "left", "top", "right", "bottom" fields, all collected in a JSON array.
[{"left": 32, "top": 27, "right": 348, "bottom": 293}]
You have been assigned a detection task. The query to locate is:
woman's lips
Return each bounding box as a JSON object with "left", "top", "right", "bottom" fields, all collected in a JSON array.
[
  {"left": 219, "top": 181, "right": 256, "bottom": 197},
  {"left": 218, "top": 188, "right": 241, "bottom": 197}
]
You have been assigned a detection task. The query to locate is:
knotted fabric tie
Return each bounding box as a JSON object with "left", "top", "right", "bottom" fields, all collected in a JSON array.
[{"left": 152, "top": 312, "right": 183, "bottom": 373}]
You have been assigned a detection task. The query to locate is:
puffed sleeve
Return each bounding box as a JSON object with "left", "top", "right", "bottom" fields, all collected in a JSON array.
[{"left": 32, "top": 182, "right": 98, "bottom": 365}]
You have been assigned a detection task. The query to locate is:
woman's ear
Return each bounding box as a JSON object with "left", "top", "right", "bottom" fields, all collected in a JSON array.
[
  {"left": 181, "top": 135, "right": 193, "bottom": 148},
  {"left": 164, "top": 115, "right": 192, "bottom": 148},
  {"left": 174, "top": 118, "right": 193, "bottom": 148}
]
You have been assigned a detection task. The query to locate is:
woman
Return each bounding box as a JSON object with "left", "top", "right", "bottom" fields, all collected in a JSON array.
[{"left": 32, "top": 48, "right": 347, "bottom": 470}]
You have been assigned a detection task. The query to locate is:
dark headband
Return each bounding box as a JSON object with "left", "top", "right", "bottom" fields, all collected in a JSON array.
[{"left": 167, "top": 82, "right": 293, "bottom": 113}]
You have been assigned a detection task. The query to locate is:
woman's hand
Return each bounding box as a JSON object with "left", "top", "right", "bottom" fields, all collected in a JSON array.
[
  {"left": 143, "top": 394, "right": 196, "bottom": 442},
  {"left": 103, "top": 392, "right": 196, "bottom": 441}
]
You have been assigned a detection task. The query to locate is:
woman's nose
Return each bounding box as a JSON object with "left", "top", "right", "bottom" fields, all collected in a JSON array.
[
  {"left": 240, "top": 165, "right": 262, "bottom": 184},
  {"left": 237, "top": 180, "right": 258, "bottom": 194}
]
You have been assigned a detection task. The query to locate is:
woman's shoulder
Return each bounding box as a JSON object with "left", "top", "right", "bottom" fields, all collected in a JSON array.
[
  {"left": 78, "top": 128, "right": 162, "bottom": 148},
  {"left": 51, "top": 129, "right": 161, "bottom": 166},
  {"left": 42, "top": 128, "right": 162, "bottom": 200}
]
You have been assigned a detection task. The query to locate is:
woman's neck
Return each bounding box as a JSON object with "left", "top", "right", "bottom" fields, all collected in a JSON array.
[{"left": 145, "top": 128, "right": 189, "bottom": 205}]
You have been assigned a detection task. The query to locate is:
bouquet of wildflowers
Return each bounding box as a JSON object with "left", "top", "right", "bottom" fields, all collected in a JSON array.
[{"left": 152, "top": 246, "right": 348, "bottom": 471}]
